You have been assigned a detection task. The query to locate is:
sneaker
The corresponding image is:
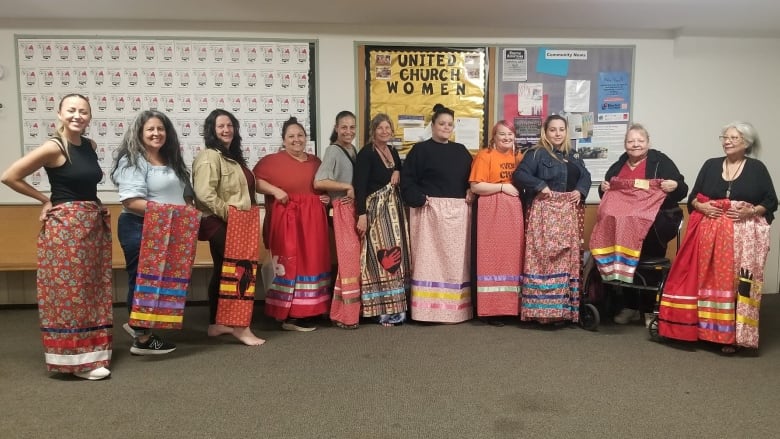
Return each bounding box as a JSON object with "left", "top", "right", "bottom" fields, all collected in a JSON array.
[
  {"left": 614, "top": 308, "right": 641, "bottom": 325},
  {"left": 74, "top": 367, "right": 111, "bottom": 380},
  {"left": 281, "top": 319, "right": 317, "bottom": 332},
  {"left": 130, "top": 334, "right": 176, "bottom": 355}
]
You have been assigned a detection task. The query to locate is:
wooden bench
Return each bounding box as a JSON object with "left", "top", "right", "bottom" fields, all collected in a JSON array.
[{"left": 0, "top": 204, "right": 216, "bottom": 271}]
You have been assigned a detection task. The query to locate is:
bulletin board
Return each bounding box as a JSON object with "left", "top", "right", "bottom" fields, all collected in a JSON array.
[
  {"left": 14, "top": 35, "right": 317, "bottom": 192},
  {"left": 495, "top": 45, "right": 634, "bottom": 182},
  {"left": 362, "top": 45, "right": 489, "bottom": 157}
]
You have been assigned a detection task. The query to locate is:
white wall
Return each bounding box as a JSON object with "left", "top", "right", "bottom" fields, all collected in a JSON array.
[{"left": 0, "top": 21, "right": 778, "bottom": 291}]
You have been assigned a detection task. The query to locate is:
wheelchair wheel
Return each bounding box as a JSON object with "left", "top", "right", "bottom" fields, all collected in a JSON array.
[
  {"left": 648, "top": 315, "right": 661, "bottom": 341},
  {"left": 579, "top": 303, "right": 600, "bottom": 331}
]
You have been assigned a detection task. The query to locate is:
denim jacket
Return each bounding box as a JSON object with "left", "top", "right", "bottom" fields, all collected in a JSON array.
[{"left": 512, "top": 147, "right": 591, "bottom": 200}]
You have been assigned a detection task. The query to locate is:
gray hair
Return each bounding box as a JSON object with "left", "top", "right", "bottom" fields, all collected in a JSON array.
[
  {"left": 721, "top": 121, "right": 760, "bottom": 155},
  {"left": 625, "top": 123, "right": 650, "bottom": 143}
]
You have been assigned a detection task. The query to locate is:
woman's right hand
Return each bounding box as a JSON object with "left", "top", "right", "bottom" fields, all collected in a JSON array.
[
  {"left": 38, "top": 201, "right": 52, "bottom": 222},
  {"left": 356, "top": 214, "right": 367, "bottom": 237},
  {"left": 275, "top": 188, "right": 289, "bottom": 205},
  {"left": 536, "top": 187, "right": 552, "bottom": 200},
  {"left": 696, "top": 200, "right": 723, "bottom": 218},
  {"left": 600, "top": 181, "right": 610, "bottom": 192}
]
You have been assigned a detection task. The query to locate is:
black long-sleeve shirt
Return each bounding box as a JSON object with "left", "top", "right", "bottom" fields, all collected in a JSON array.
[
  {"left": 689, "top": 156, "right": 778, "bottom": 224},
  {"left": 400, "top": 139, "right": 473, "bottom": 207},
  {"left": 353, "top": 143, "right": 402, "bottom": 216}
]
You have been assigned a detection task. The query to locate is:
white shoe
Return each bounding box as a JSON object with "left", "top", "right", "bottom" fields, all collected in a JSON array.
[
  {"left": 74, "top": 367, "right": 111, "bottom": 380},
  {"left": 614, "top": 308, "right": 641, "bottom": 325}
]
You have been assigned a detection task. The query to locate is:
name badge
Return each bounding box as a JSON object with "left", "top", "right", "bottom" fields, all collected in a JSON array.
[{"left": 634, "top": 179, "right": 650, "bottom": 190}]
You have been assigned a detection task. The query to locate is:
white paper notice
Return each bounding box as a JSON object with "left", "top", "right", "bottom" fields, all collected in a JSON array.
[
  {"left": 403, "top": 127, "right": 427, "bottom": 142},
  {"left": 455, "top": 117, "right": 480, "bottom": 150},
  {"left": 502, "top": 48, "right": 528, "bottom": 81},
  {"left": 564, "top": 79, "right": 591, "bottom": 112}
]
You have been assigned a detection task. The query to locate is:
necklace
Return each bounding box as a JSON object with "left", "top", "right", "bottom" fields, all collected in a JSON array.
[
  {"left": 375, "top": 144, "right": 394, "bottom": 168},
  {"left": 724, "top": 158, "right": 746, "bottom": 198}
]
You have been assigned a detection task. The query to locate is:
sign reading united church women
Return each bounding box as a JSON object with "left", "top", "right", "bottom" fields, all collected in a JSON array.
[{"left": 366, "top": 46, "right": 487, "bottom": 156}]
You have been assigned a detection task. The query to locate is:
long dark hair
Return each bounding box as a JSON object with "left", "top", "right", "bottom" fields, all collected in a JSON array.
[
  {"left": 329, "top": 110, "right": 356, "bottom": 144},
  {"left": 203, "top": 109, "right": 247, "bottom": 167},
  {"left": 111, "top": 110, "right": 190, "bottom": 185}
]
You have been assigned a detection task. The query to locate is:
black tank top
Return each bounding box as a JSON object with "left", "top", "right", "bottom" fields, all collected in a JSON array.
[{"left": 44, "top": 136, "right": 102, "bottom": 205}]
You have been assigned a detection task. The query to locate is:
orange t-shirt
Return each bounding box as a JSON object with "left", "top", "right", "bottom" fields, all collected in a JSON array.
[{"left": 468, "top": 148, "right": 523, "bottom": 183}]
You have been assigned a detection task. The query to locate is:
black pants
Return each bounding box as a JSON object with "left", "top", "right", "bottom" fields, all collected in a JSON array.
[{"left": 207, "top": 223, "right": 227, "bottom": 324}]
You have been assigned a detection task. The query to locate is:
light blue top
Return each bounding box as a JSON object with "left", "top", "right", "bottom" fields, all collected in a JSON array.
[{"left": 112, "top": 155, "right": 193, "bottom": 216}]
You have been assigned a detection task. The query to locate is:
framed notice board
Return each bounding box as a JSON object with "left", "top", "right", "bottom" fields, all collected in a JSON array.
[
  {"left": 361, "top": 44, "right": 489, "bottom": 157},
  {"left": 495, "top": 45, "right": 634, "bottom": 181}
]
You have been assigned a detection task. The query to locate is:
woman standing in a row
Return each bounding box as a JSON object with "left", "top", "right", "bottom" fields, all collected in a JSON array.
[
  {"left": 402, "top": 104, "right": 474, "bottom": 323},
  {"left": 354, "top": 113, "right": 410, "bottom": 326},
  {"left": 514, "top": 115, "right": 591, "bottom": 325},
  {"left": 2, "top": 94, "right": 113, "bottom": 380},
  {"left": 192, "top": 109, "right": 265, "bottom": 346}
]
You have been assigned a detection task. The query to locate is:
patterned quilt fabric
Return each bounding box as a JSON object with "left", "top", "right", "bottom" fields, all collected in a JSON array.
[
  {"left": 409, "top": 197, "right": 472, "bottom": 323},
  {"left": 360, "top": 184, "right": 410, "bottom": 318},
  {"left": 264, "top": 194, "right": 331, "bottom": 321},
  {"left": 216, "top": 206, "right": 261, "bottom": 327},
  {"left": 522, "top": 193, "right": 581, "bottom": 323},
  {"left": 129, "top": 202, "right": 200, "bottom": 329},
  {"left": 329, "top": 201, "right": 362, "bottom": 327},
  {"left": 659, "top": 196, "right": 771, "bottom": 348},
  {"left": 37, "top": 202, "right": 113, "bottom": 373},
  {"left": 589, "top": 178, "right": 666, "bottom": 283},
  {"left": 475, "top": 192, "right": 524, "bottom": 317}
]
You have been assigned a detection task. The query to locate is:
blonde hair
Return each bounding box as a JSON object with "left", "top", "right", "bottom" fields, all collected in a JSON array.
[{"left": 536, "top": 115, "right": 571, "bottom": 159}]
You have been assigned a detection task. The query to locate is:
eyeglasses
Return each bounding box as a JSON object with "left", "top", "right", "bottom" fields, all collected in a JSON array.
[{"left": 719, "top": 135, "right": 742, "bottom": 143}]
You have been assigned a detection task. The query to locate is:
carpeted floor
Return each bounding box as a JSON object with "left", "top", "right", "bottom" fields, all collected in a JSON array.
[{"left": 1, "top": 296, "right": 779, "bottom": 439}]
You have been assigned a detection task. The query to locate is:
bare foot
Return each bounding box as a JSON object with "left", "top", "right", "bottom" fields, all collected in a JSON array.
[
  {"left": 232, "top": 326, "right": 266, "bottom": 346},
  {"left": 207, "top": 324, "right": 233, "bottom": 337}
]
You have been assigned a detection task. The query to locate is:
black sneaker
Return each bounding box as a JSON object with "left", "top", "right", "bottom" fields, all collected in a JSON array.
[{"left": 130, "top": 334, "right": 176, "bottom": 355}]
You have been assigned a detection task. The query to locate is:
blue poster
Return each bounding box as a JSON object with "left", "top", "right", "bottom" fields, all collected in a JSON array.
[
  {"left": 536, "top": 48, "right": 569, "bottom": 77},
  {"left": 597, "top": 72, "right": 630, "bottom": 121}
]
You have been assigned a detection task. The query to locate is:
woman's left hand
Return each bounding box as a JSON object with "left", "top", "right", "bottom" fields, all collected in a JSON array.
[
  {"left": 465, "top": 190, "right": 474, "bottom": 205},
  {"left": 390, "top": 170, "right": 400, "bottom": 186},
  {"left": 726, "top": 204, "right": 755, "bottom": 221},
  {"left": 567, "top": 190, "right": 581, "bottom": 205},
  {"left": 660, "top": 179, "right": 678, "bottom": 193},
  {"left": 319, "top": 194, "right": 330, "bottom": 205}
]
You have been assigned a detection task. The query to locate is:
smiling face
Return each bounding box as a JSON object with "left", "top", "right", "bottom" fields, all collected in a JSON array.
[
  {"left": 624, "top": 128, "right": 650, "bottom": 162},
  {"left": 57, "top": 95, "right": 91, "bottom": 135},
  {"left": 720, "top": 127, "right": 747, "bottom": 159},
  {"left": 142, "top": 117, "right": 166, "bottom": 154},
  {"left": 335, "top": 115, "right": 356, "bottom": 147},
  {"left": 214, "top": 115, "right": 234, "bottom": 148},
  {"left": 374, "top": 120, "right": 393, "bottom": 145},
  {"left": 545, "top": 119, "right": 567, "bottom": 148},
  {"left": 492, "top": 122, "right": 515, "bottom": 153},
  {"left": 283, "top": 123, "right": 307, "bottom": 155},
  {"left": 431, "top": 113, "right": 454, "bottom": 143}
]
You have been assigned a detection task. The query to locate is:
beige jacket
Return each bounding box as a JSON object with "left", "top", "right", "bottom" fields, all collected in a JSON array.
[{"left": 192, "top": 148, "right": 254, "bottom": 221}]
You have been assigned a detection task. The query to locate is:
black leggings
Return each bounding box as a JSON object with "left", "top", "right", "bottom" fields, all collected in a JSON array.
[{"left": 207, "top": 224, "right": 227, "bottom": 324}]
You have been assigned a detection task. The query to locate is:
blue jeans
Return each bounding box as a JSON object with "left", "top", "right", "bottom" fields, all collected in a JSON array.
[{"left": 117, "top": 212, "right": 149, "bottom": 335}]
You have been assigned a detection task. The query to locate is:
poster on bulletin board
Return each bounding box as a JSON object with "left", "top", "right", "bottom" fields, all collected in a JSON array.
[
  {"left": 364, "top": 45, "right": 488, "bottom": 157},
  {"left": 496, "top": 45, "right": 634, "bottom": 182},
  {"left": 14, "top": 35, "right": 317, "bottom": 192}
]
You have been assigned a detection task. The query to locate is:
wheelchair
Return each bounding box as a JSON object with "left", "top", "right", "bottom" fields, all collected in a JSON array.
[{"left": 579, "top": 251, "right": 672, "bottom": 334}]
